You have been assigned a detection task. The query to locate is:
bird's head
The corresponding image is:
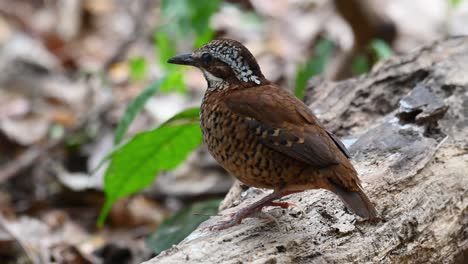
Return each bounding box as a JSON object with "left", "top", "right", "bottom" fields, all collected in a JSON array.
[{"left": 168, "top": 39, "right": 265, "bottom": 90}]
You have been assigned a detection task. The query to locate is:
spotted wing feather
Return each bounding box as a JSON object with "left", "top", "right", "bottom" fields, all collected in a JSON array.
[
  {"left": 246, "top": 119, "right": 339, "bottom": 168},
  {"left": 326, "top": 130, "right": 351, "bottom": 159},
  {"left": 225, "top": 85, "right": 341, "bottom": 169}
]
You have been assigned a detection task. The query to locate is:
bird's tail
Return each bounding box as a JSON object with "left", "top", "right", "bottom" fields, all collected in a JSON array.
[{"left": 329, "top": 181, "right": 377, "bottom": 220}]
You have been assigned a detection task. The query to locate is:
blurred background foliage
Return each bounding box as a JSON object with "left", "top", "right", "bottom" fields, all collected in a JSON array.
[{"left": 0, "top": 0, "right": 466, "bottom": 262}]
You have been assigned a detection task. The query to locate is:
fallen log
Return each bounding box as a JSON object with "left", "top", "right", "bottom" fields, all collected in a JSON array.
[{"left": 145, "top": 37, "right": 468, "bottom": 264}]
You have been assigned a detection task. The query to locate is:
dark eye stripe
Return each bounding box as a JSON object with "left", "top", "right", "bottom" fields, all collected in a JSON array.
[{"left": 202, "top": 53, "right": 213, "bottom": 63}]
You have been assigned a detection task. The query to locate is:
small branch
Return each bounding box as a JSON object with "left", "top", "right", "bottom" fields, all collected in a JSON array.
[
  {"left": 0, "top": 215, "right": 43, "bottom": 264},
  {"left": 0, "top": 145, "right": 42, "bottom": 183}
]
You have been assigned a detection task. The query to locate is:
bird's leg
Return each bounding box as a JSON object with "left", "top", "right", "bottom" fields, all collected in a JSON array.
[
  {"left": 265, "top": 201, "right": 307, "bottom": 218},
  {"left": 207, "top": 190, "right": 299, "bottom": 231},
  {"left": 264, "top": 201, "right": 296, "bottom": 208}
]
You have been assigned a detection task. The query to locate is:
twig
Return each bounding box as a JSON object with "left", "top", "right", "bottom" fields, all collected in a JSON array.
[
  {"left": 0, "top": 143, "right": 53, "bottom": 183},
  {"left": 0, "top": 215, "right": 43, "bottom": 264}
]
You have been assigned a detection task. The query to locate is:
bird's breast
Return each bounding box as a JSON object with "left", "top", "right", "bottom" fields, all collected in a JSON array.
[{"left": 200, "top": 95, "right": 306, "bottom": 189}]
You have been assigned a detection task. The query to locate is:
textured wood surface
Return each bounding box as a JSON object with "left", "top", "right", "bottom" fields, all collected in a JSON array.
[{"left": 145, "top": 37, "right": 468, "bottom": 264}]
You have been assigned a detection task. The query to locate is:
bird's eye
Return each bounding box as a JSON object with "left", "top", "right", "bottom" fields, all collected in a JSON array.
[{"left": 201, "top": 53, "right": 213, "bottom": 63}]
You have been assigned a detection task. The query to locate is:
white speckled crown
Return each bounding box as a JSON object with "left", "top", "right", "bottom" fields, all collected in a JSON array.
[{"left": 198, "top": 39, "right": 262, "bottom": 85}]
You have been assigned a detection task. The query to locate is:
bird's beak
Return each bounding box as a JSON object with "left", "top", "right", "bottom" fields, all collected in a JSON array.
[{"left": 167, "top": 53, "right": 197, "bottom": 66}]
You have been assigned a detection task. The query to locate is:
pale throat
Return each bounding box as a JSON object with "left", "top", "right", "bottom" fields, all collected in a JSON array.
[
  {"left": 201, "top": 68, "right": 262, "bottom": 90},
  {"left": 202, "top": 69, "right": 228, "bottom": 90}
]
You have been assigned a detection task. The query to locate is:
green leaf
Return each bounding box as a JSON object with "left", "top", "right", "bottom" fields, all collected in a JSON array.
[
  {"left": 159, "top": 0, "right": 220, "bottom": 50},
  {"left": 352, "top": 55, "right": 370, "bottom": 75},
  {"left": 188, "top": 0, "right": 221, "bottom": 34},
  {"left": 294, "top": 39, "right": 333, "bottom": 99},
  {"left": 129, "top": 57, "right": 148, "bottom": 81},
  {"left": 160, "top": 70, "right": 187, "bottom": 94},
  {"left": 162, "top": 107, "right": 200, "bottom": 126},
  {"left": 49, "top": 124, "right": 65, "bottom": 140},
  {"left": 99, "top": 122, "right": 203, "bottom": 226},
  {"left": 370, "top": 39, "right": 392, "bottom": 60},
  {"left": 449, "top": 0, "right": 464, "bottom": 8},
  {"left": 154, "top": 31, "right": 177, "bottom": 69},
  {"left": 114, "top": 77, "right": 167, "bottom": 144},
  {"left": 145, "top": 199, "right": 222, "bottom": 254},
  {"left": 194, "top": 29, "right": 215, "bottom": 48},
  {"left": 161, "top": 0, "right": 191, "bottom": 24},
  {"left": 93, "top": 107, "right": 200, "bottom": 176}
]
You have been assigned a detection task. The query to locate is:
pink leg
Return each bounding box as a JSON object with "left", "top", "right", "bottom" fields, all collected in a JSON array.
[
  {"left": 265, "top": 201, "right": 297, "bottom": 209},
  {"left": 207, "top": 190, "right": 300, "bottom": 230}
]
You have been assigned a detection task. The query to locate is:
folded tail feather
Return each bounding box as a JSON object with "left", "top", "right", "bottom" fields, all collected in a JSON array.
[{"left": 329, "top": 181, "right": 377, "bottom": 219}]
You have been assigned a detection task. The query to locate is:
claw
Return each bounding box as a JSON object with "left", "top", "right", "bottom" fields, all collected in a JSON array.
[
  {"left": 205, "top": 214, "right": 243, "bottom": 231},
  {"left": 266, "top": 201, "right": 307, "bottom": 218},
  {"left": 205, "top": 210, "right": 280, "bottom": 231},
  {"left": 203, "top": 190, "right": 302, "bottom": 230}
]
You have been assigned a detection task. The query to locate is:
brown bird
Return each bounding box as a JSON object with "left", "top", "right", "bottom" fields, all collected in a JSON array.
[{"left": 168, "top": 39, "right": 377, "bottom": 230}]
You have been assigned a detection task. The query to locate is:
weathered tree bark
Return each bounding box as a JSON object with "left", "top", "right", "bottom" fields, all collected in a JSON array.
[{"left": 145, "top": 37, "right": 468, "bottom": 264}]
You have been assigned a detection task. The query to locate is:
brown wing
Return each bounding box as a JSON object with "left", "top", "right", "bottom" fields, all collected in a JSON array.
[
  {"left": 224, "top": 85, "right": 342, "bottom": 168},
  {"left": 326, "top": 130, "right": 351, "bottom": 159}
]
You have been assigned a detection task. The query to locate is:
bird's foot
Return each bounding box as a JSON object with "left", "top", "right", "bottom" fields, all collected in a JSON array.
[
  {"left": 206, "top": 209, "right": 279, "bottom": 231},
  {"left": 205, "top": 190, "right": 301, "bottom": 231},
  {"left": 265, "top": 201, "right": 306, "bottom": 218},
  {"left": 206, "top": 206, "right": 259, "bottom": 231},
  {"left": 265, "top": 201, "right": 296, "bottom": 209}
]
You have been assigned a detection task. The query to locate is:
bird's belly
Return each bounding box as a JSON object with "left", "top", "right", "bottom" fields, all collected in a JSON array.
[{"left": 201, "top": 110, "right": 305, "bottom": 189}]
